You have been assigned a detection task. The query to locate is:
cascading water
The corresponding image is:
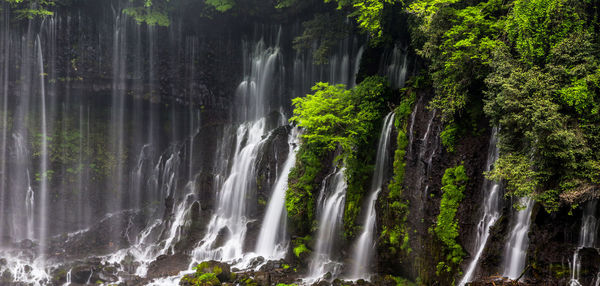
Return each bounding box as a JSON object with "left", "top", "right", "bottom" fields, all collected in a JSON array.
[
  {"left": 0, "top": 3, "right": 8, "bottom": 245},
  {"left": 110, "top": 10, "right": 127, "bottom": 218},
  {"left": 502, "top": 197, "right": 535, "bottom": 279},
  {"left": 35, "top": 34, "right": 50, "bottom": 259},
  {"left": 192, "top": 119, "right": 266, "bottom": 262},
  {"left": 382, "top": 44, "right": 409, "bottom": 89},
  {"left": 569, "top": 200, "right": 599, "bottom": 286},
  {"left": 0, "top": 4, "right": 371, "bottom": 284},
  {"left": 191, "top": 31, "right": 283, "bottom": 263},
  {"left": 307, "top": 166, "right": 347, "bottom": 282},
  {"left": 459, "top": 128, "right": 502, "bottom": 285},
  {"left": 255, "top": 127, "right": 300, "bottom": 259},
  {"left": 348, "top": 112, "right": 395, "bottom": 280}
]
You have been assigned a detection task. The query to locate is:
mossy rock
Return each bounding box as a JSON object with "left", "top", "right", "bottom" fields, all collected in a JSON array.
[{"left": 193, "top": 260, "right": 231, "bottom": 282}]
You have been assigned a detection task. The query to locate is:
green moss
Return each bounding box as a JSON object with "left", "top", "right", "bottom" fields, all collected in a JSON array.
[
  {"left": 291, "top": 235, "right": 311, "bottom": 258},
  {"left": 381, "top": 89, "right": 416, "bottom": 257},
  {"left": 286, "top": 145, "right": 323, "bottom": 234},
  {"left": 181, "top": 263, "right": 223, "bottom": 285},
  {"left": 434, "top": 165, "right": 468, "bottom": 277},
  {"left": 293, "top": 243, "right": 309, "bottom": 258}
]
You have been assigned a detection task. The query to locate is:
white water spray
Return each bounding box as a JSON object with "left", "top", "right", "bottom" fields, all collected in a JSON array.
[
  {"left": 306, "top": 167, "right": 347, "bottom": 283},
  {"left": 255, "top": 127, "right": 300, "bottom": 259},
  {"left": 348, "top": 112, "right": 395, "bottom": 280},
  {"left": 569, "top": 200, "right": 598, "bottom": 286},
  {"left": 502, "top": 197, "right": 534, "bottom": 279},
  {"left": 459, "top": 128, "right": 501, "bottom": 285}
]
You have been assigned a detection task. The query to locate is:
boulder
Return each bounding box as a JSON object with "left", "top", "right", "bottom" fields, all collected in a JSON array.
[
  {"left": 254, "top": 271, "right": 270, "bottom": 286},
  {"left": 193, "top": 260, "right": 232, "bottom": 282},
  {"left": 146, "top": 253, "right": 191, "bottom": 279}
]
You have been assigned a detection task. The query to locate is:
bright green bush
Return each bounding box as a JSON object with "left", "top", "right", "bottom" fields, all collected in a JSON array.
[{"left": 287, "top": 76, "right": 392, "bottom": 237}]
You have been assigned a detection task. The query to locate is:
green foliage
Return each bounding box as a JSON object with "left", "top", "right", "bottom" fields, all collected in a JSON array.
[
  {"left": 410, "top": 0, "right": 505, "bottom": 121},
  {"left": 381, "top": 88, "right": 415, "bottom": 258},
  {"left": 439, "top": 122, "right": 457, "bottom": 153},
  {"left": 505, "top": 0, "right": 584, "bottom": 66},
  {"left": 386, "top": 275, "right": 417, "bottom": 286},
  {"left": 287, "top": 76, "right": 391, "bottom": 237},
  {"left": 327, "top": 0, "right": 402, "bottom": 41},
  {"left": 291, "top": 83, "right": 358, "bottom": 152},
  {"left": 291, "top": 235, "right": 311, "bottom": 257},
  {"left": 286, "top": 145, "right": 321, "bottom": 234},
  {"left": 293, "top": 243, "right": 308, "bottom": 258},
  {"left": 487, "top": 154, "right": 540, "bottom": 200},
  {"left": 343, "top": 76, "right": 392, "bottom": 237},
  {"left": 181, "top": 272, "right": 220, "bottom": 286},
  {"left": 3, "top": 0, "right": 54, "bottom": 19},
  {"left": 123, "top": 7, "right": 170, "bottom": 26},
  {"left": 205, "top": 0, "right": 235, "bottom": 12},
  {"left": 434, "top": 165, "right": 467, "bottom": 276},
  {"left": 181, "top": 262, "right": 226, "bottom": 285},
  {"left": 409, "top": 0, "right": 600, "bottom": 211}
]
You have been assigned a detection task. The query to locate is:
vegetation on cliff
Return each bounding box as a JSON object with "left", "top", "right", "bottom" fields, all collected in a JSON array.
[
  {"left": 408, "top": 0, "right": 600, "bottom": 211},
  {"left": 286, "top": 76, "right": 392, "bottom": 237},
  {"left": 434, "top": 165, "right": 467, "bottom": 278},
  {"left": 381, "top": 84, "right": 416, "bottom": 259}
]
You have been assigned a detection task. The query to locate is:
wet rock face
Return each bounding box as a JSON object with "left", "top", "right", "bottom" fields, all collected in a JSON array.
[
  {"left": 146, "top": 253, "right": 191, "bottom": 279},
  {"left": 525, "top": 205, "right": 593, "bottom": 284},
  {"left": 576, "top": 248, "right": 600, "bottom": 285},
  {"left": 253, "top": 124, "right": 291, "bottom": 218},
  {"left": 48, "top": 210, "right": 146, "bottom": 261},
  {"left": 477, "top": 213, "right": 510, "bottom": 277}
]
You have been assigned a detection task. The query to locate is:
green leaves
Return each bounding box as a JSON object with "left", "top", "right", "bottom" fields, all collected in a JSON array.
[
  {"left": 326, "top": 0, "right": 402, "bottom": 41},
  {"left": 287, "top": 76, "right": 391, "bottom": 237},
  {"left": 505, "top": 0, "right": 583, "bottom": 66},
  {"left": 291, "top": 82, "right": 357, "bottom": 152},
  {"left": 487, "top": 154, "right": 540, "bottom": 199},
  {"left": 4, "top": 0, "right": 55, "bottom": 19},
  {"left": 291, "top": 77, "right": 390, "bottom": 154},
  {"left": 123, "top": 7, "right": 170, "bottom": 26},
  {"left": 205, "top": 0, "right": 235, "bottom": 12},
  {"left": 411, "top": 0, "right": 600, "bottom": 211}
]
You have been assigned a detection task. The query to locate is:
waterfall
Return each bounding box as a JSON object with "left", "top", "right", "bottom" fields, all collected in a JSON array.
[
  {"left": 459, "top": 128, "right": 502, "bottom": 285},
  {"left": 192, "top": 119, "right": 266, "bottom": 262},
  {"left": 255, "top": 127, "right": 300, "bottom": 259},
  {"left": 36, "top": 35, "right": 50, "bottom": 259},
  {"left": 192, "top": 29, "right": 284, "bottom": 264},
  {"left": 110, "top": 12, "right": 127, "bottom": 215},
  {"left": 10, "top": 20, "right": 34, "bottom": 243},
  {"left": 348, "top": 112, "right": 395, "bottom": 280},
  {"left": 384, "top": 45, "right": 409, "bottom": 89},
  {"left": 236, "top": 31, "right": 283, "bottom": 121},
  {"left": 64, "top": 269, "right": 72, "bottom": 286},
  {"left": 569, "top": 200, "right": 599, "bottom": 286},
  {"left": 0, "top": 3, "right": 8, "bottom": 245},
  {"left": 307, "top": 166, "right": 347, "bottom": 282},
  {"left": 502, "top": 197, "right": 534, "bottom": 279}
]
